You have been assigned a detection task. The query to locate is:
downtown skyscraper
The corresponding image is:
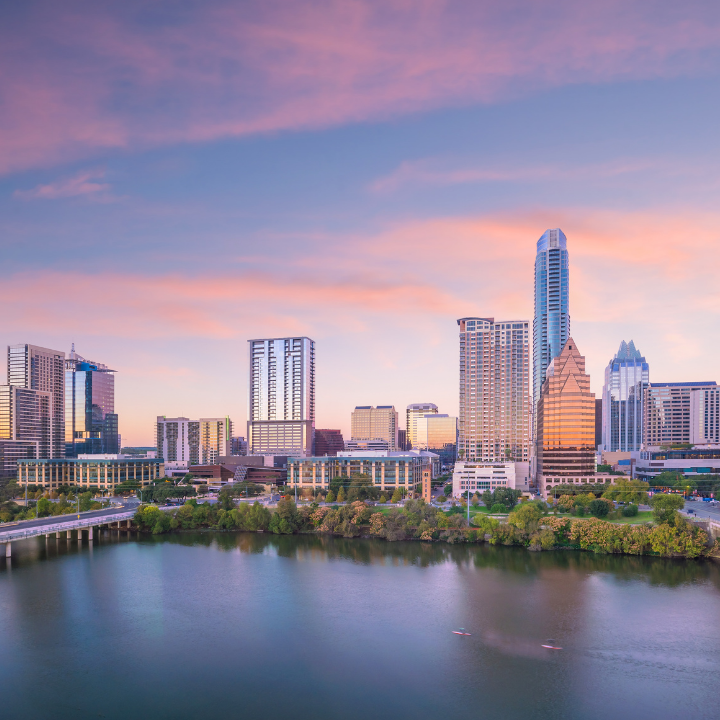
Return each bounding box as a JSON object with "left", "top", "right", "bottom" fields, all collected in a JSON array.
[
  {"left": 533, "top": 229, "right": 570, "bottom": 416},
  {"left": 247, "top": 337, "right": 315, "bottom": 457},
  {"left": 457, "top": 317, "right": 530, "bottom": 463}
]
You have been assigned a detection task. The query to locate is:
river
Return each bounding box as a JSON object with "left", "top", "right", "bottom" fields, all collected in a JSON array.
[{"left": 1, "top": 532, "right": 719, "bottom": 720}]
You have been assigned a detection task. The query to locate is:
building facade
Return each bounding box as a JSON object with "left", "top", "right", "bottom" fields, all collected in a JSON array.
[
  {"left": 350, "top": 406, "right": 398, "bottom": 450},
  {"left": 452, "top": 461, "right": 530, "bottom": 497},
  {"left": 0, "top": 385, "right": 53, "bottom": 459},
  {"left": 420, "top": 414, "right": 457, "bottom": 465},
  {"left": 230, "top": 436, "right": 247, "bottom": 455},
  {"left": 248, "top": 337, "right": 315, "bottom": 456},
  {"left": 0, "top": 439, "right": 38, "bottom": 480},
  {"left": 287, "top": 451, "right": 433, "bottom": 495},
  {"left": 457, "top": 317, "right": 530, "bottom": 463},
  {"left": 601, "top": 340, "right": 649, "bottom": 452},
  {"left": 199, "top": 417, "right": 232, "bottom": 464},
  {"left": 643, "top": 382, "right": 717, "bottom": 447},
  {"left": 156, "top": 417, "right": 200, "bottom": 467},
  {"left": 536, "top": 339, "right": 596, "bottom": 487},
  {"left": 636, "top": 447, "right": 720, "bottom": 482},
  {"left": 7, "top": 343, "right": 65, "bottom": 457},
  {"left": 65, "top": 346, "right": 119, "bottom": 457},
  {"left": 17, "top": 456, "right": 164, "bottom": 491},
  {"left": 690, "top": 387, "right": 720, "bottom": 445},
  {"left": 406, "top": 403, "right": 438, "bottom": 448},
  {"left": 314, "top": 429, "right": 345, "bottom": 456},
  {"left": 533, "top": 229, "right": 570, "bottom": 424}
]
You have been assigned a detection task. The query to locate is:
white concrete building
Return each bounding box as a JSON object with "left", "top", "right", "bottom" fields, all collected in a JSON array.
[{"left": 452, "top": 461, "right": 530, "bottom": 497}]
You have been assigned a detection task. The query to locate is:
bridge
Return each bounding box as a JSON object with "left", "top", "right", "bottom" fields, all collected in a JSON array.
[{"left": 0, "top": 504, "right": 140, "bottom": 558}]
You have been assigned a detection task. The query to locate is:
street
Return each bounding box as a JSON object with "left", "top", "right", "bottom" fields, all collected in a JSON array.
[{"left": 2, "top": 498, "right": 138, "bottom": 533}]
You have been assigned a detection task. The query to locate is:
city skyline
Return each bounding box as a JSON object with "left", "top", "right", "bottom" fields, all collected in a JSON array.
[{"left": 3, "top": 3, "right": 720, "bottom": 447}]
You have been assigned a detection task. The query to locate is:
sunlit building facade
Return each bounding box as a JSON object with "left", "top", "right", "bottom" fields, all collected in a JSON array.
[
  {"left": 690, "top": 386, "right": 720, "bottom": 445},
  {"left": 536, "top": 339, "right": 596, "bottom": 486},
  {"left": 406, "top": 403, "right": 438, "bottom": 448},
  {"left": 7, "top": 343, "right": 65, "bottom": 457},
  {"left": 351, "top": 406, "right": 398, "bottom": 450},
  {"left": 419, "top": 413, "right": 457, "bottom": 465},
  {"left": 156, "top": 416, "right": 200, "bottom": 467},
  {"left": 199, "top": 417, "right": 232, "bottom": 464},
  {"left": 0, "top": 439, "right": 38, "bottom": 480},
  {"left": 0, "top": 385, "right": 53, "bottom": 459},
  {"left": 248, "top": 337, "right": 315, "bottom": 456},
  {"left": 65, "top": 346, "right": 119, "bottom": 457},
  {"left": 314, "top": 429, "right": 345, "bottom": 456},
  {"left": 601, "top": 340, "right": 649, "bottom": 452},
  {"left": 533, "top": 229, "right": 570, "bottom": 427},
  {"left": 458, "top": 317, "right": 530, "bottom": 463}
]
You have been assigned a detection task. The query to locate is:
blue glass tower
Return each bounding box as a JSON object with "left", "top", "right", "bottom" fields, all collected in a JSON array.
[{"left": 533, "top": 229, "right": 570, "bottom": 414}]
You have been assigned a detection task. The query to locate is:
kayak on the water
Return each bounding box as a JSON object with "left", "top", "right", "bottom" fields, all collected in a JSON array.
[
  {"left": 541, "top": 640, "right": 562, "bottom": 650},
  {"left": 452, "top": 629, "right": 472, "bottom": 636}
]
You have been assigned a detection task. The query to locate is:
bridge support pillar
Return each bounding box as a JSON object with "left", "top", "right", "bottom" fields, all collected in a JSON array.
[
  {"left": 126, "top": 520, "right": 131, "bottom": 529},
  {"left": 56, "top": 531, "right": 61, "bottom": 539},
  {"left": 66, "top": 530, "right": 72, "bottom": 539},
  {"left": 5, "top": 543, "right": 10, "bottom": 558},
  {"left": 89, "top": 526, "right": 94, "bottom": 541}
]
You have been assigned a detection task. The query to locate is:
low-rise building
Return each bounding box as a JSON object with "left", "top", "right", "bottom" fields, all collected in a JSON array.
[
  {"left": 635, "top": 447, "right": 720, "bottom": 482},
  {"left": 452, "top": 461, "right": 530, "bottom": 497},
  {"left": 17, "top": 455, "right": 164, "bottom": 491},
  {"left": 287, "top": 451, "right": 435, "bottom": 495}
]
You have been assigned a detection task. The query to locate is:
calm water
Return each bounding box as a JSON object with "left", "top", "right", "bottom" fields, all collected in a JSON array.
[{"left": 1, "top": 532, "right": 719, "bottom": 720}]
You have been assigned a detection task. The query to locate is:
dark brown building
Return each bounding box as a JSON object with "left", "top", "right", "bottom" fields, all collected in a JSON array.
[{"left": 314, "top": 429, "right": 345, "bottom": 456}]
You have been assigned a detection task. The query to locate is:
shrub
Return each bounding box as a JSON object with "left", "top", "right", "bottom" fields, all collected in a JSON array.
[
  {"left": 622, "top": 504, "right": 639, "bottom": 517},
  {"left": 490, "top": 503, "right": 507, "bottom": 514},
  {"left": 588, "top": 499, "right": 609, "bottom": 518}
]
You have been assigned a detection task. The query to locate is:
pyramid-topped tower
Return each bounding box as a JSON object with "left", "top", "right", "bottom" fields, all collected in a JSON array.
[{"left": 536, "top": 338, "right": 596, "bottom": 485}]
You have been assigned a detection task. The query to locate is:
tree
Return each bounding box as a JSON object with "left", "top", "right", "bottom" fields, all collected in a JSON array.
[
  {"left": 588, "top": 499, "right": 609, "bottom": 517},
  {"left": 345, "top": 474, "right": 378, "bottom": 502},
  {"left": 378, "top": 493, "right": 388, "bottom": 503},
  {"left": 336, "top": 487, "right": 346, "bottom": 503},
  {"left": 325, "top": 490, "right": 336, "bottom": 503},
  {"left": 603, "top": 478, "right": 649, "bottom": 505},
  {"left": 481, "top": 490, "right": 493, "bottom": 506},
  {"left": 507, "top": 502, "right": 543, "bottom": 530},
  {"left": 390, "top": 488, "right": 402, "bottom": 503},
  {"left": 471, "top": 492, "right": 481, "bottom": 507},
  {"left": 649, "top": 471, "right": 684, "bottom": 489},
  {"left": 269, "top": 498, "right": 300, "bottom": 534},
  {"left": 622, "top": 504, "right": 639, "bottom": 517},
  {"left": 490, "top": 503, "right": 507, "bottom": 514},
  {"left": 443, "top": 484, "right": 452, "bottom": 497},
  {"left": 36, "top": 496, "right": 52, "bottom": 518},
  {"left": 649, "top": 494, "right": 685, "bottom": 524}
]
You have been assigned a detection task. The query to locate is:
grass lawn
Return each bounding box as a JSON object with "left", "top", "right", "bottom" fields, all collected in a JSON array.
[{"left": 610, "top": 510, "right": 654, "bottom": 525}]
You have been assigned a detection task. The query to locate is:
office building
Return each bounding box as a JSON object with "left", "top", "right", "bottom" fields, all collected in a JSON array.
[
  {"left": 643, "top": 382, "right": 717, "bottom": 447},
  {"left": 230, "top": 436, "right": 247, "bottom": 455},
  {"left": 595, "top": 399, "right": 602, "bottom": 449},
  {"left": 65, "top": 346, "right": 119, "bottom": 457},
  {"left": 344, "top": 439, "right": 389, "bottom": 452},
  {"left": 636, "top": 446, "right": 720, "bottom": 482},
  {"left": 533, "top": 229, "right": 570, "bottom": 420},
  {"left": 156, "top": 417, "right": 200, "bottom": 469},
  {"left": 7, "top": 343, "right": 65, "bottom": 457},
  {"left": 0, "top": 439, "right": 38, "bottom": 480},
  {"left": 287, "top": 451, "right": 434, "bottom": 495},
  {"left": 601, "top": 340, "right": 649, "bottom": 452},
  {"left": 17, "top": 455, "right": 164, "bottom": 491},
  {"left": 690, "top": 386, "right": 720, "bottom": 444},
  {"left": 452, "top": 461, "right": 530, "bottom": 497},
  {"left": 457, "top": 317, "right": 530, "bottom": 463},
  {"left": 0, "top": 385, "right": 53, "bottom": 458},
  {"left": 248, "top": 337, "right": 315, "bottom": 456},
  {"left": 419, "top": 414, "right": 457, "bottom": 465},
  {"left": 406, "top": 403, "right": 438, "bottom": 448},
  {"left": 199, "top": 417, "right": 232, "bottom": 464},
  {"left": 536, "top": 339, "right": 596, "bottom": 486},
  {"left": 314, "top": 429, "right": 345, "bottom": 456},
  {"left": 351, "top": 406, "right": 398, "bottom": 450},
  {"left": 397, "top": 429, "right": 408, "bottom": 451}
]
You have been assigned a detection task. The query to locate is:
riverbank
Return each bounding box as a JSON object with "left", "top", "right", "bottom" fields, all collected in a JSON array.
[{"left": 132, "top": 499, "right": 720, "bottom": 560}]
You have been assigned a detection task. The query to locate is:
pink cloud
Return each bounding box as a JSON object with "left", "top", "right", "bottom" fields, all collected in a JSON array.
[
  {"left": 13, "top": 168, "right": 111, "bottom": 200},
  {"left": 1, "top": 1, "right": 720, "bottom": 173}
]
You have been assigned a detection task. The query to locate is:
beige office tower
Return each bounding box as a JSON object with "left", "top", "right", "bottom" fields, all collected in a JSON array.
[
  {"left": 457, "top": 318, "right": 530, "bottom": 462},
  {"left": 199, "top": 417, "right": 233, "bottom": 464},
  {"left": 351, "top": 406, "right": 398, "bottom": 450},
  {"left": 406, "top": 403, "right": 438, "bottom": 448}
]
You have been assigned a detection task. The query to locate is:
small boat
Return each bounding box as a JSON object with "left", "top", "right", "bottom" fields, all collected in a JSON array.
[
  {"left": 541, "top": 639, "right": 562, "bottom": 650},
  {"left": 452, "top": 629, "right": 472, "bottom": 636}
]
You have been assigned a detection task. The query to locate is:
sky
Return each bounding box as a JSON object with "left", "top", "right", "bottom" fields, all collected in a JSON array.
[{"left": 2, "top": 0, "right": 720, "bottom": 446}]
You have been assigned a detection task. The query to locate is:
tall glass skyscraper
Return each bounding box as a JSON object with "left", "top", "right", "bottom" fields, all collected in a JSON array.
[
  {"left": 601, "top": 340, "right": 649, "bottom": 452},
  {"left": 65, "top": 346, "right": 119, "bottom": 457},
  {"left": 533, "top": 229, "right": 570, "bottom": 415},
  {"left": 248, "top": 337, "right": 315, "bottom": 456}
]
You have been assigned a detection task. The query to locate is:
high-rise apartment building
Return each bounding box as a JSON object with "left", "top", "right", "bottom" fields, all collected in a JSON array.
[
  {"left": 65, "top": 346, "right": 119, "bottom": 457},
  {"left": 643, "top": 382, "right": 717, "bottom": 447},
  {"left": 7, "top": 344, "right": 65, "bottom": 457},
  {"left": 199, "top": 417, "right": 232, "bottom": 464},
  {"left": 0, "top": 386, "right": 52, "bottom": 458},
  {"left": 314, "top": 429, "right": 345, "bottom": 457},
  {"left": 406, "top": 403, "right": 438, "bottom": 449},
  {"left": 351, "top": 406, "right": 398, "bottom": 450},
  {"left": 230, "top": 436, "right": 247, "bottom": 455},
  {"left": 690, "top": 387, "right": 720, "bottom": 444},
  {"left": 457, "top": 317, "right": 530, "bottom": 463},
  {"left": 156, "top": 417, "right": 200, "bottom": 466},
  {"left": 533, "top": 229, "right": 570, "bottom": 417},
  {"left": 248, "top": 337, "right": 315, "bottom": 456},
  {"left": 536, "top": 339, "right": 596, "bottom": 483},
  {"left": 601, "top": 340, "right": 649, "bottom": 452}
]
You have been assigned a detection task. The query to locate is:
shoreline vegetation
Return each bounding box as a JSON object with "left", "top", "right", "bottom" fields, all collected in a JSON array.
[{"left": 133, "top": 491, "right": 720, "bottom": 561}]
